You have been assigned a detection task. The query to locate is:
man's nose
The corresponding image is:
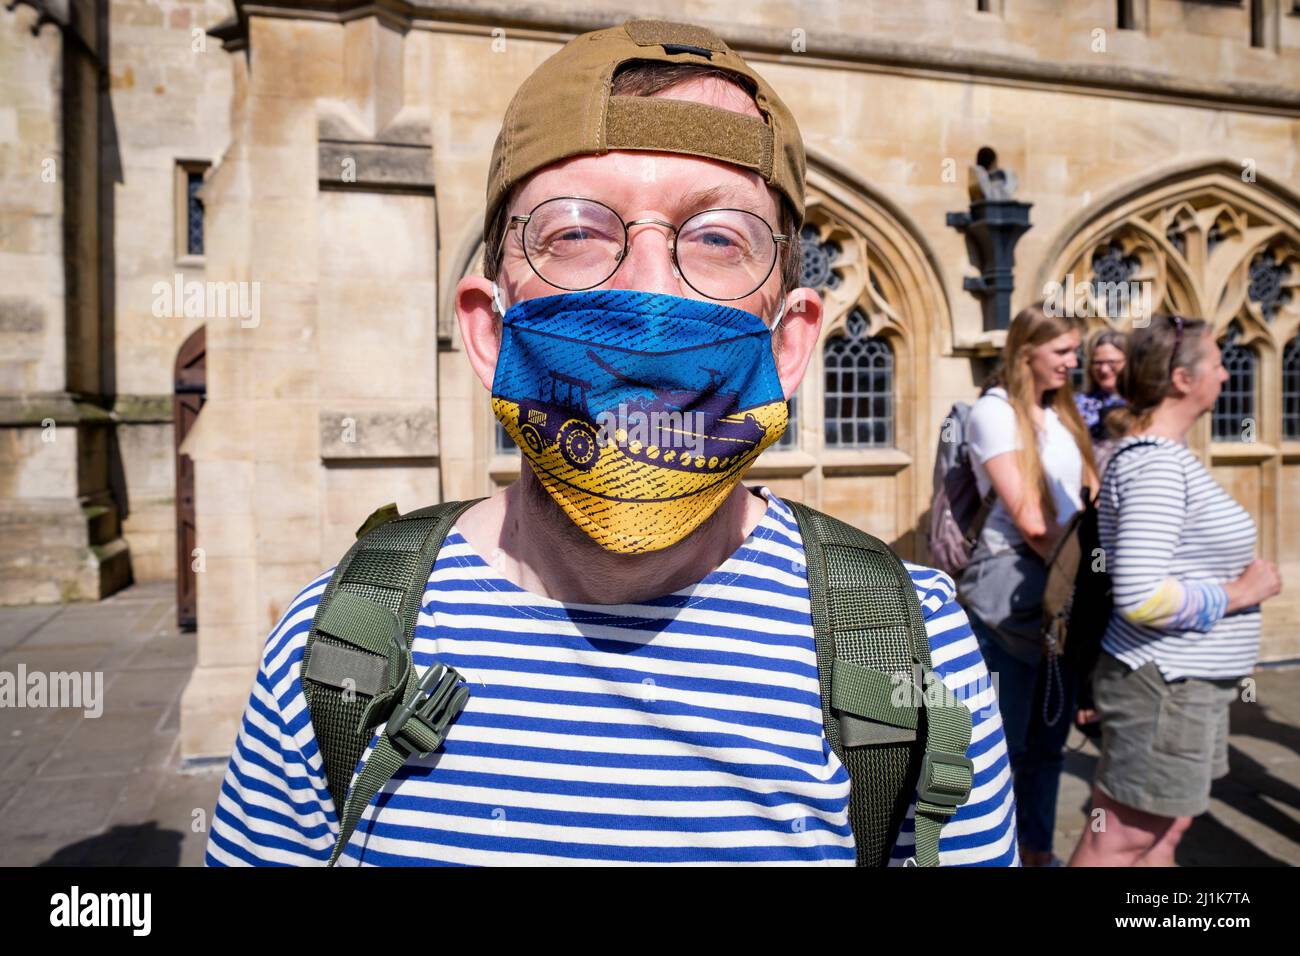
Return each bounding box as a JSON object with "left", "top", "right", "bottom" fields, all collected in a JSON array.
[{"left": 607, "top": 223, "right": 686, "bottom": 297}]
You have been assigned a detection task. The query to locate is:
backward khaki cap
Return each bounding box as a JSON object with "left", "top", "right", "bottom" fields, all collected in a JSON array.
[{"left": 485, "top": 18, "right": 806, "bottom": 245}]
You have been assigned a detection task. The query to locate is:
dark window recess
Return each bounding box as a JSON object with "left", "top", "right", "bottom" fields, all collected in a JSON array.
[
  {"left": 775, "top": 395, "right": 799, "bottom": 449},
  {"left": 1248, "top": 248, "right": 1292, "bottom": 321},
  {"left": 1251, "top": 0, "right": 1265, "bottom": 47},
  {"left": 1284, "top": 336, "right": 1300, "bottom": 441},
  {"left": 186, "top": 170, "right": 205, "bottom": 256},
  {"left": 1212, "top": 324, "right": 1256, "bottom": 442},
  {"left": 1071, "top": 345, "right": 1087, "bottom": 394},
  {"left": 496, "top": 419, "right": 519, "bottom": 455},
  {"left": 824, "top": 309, "right": 894, "bottom": 448},
  {"left": 1118, "top": 0, "right": 1136, "bottom": 29}
]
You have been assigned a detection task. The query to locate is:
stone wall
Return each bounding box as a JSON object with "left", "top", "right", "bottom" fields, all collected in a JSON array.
[
  {"left": 107, "top": 0, "right": 232, "bottom": 582},
  {"left": 0, "top": 0, "right": 131, "bottom": 604},
  {"left": 178, "top": 14, "right": 442, "bottom": 758}
]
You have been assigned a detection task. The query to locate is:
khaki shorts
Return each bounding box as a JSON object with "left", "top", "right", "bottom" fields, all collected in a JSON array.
[{"left": 1092, "top": 651, "right": 1241, "bottom": 819}]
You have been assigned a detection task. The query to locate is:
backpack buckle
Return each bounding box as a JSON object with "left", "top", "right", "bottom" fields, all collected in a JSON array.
[
  {"left": 917, "top": 752, "right": 974, "bottom": 810},
  {"left": 385, "top": 662, "right": 470, "bottom": 758}
]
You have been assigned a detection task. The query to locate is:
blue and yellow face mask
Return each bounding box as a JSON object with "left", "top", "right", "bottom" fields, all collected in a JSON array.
[{"left": 490, "top": 288, "right": 788, "bottom": 554}]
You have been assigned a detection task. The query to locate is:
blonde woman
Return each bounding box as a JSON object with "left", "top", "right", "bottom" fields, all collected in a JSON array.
[
  {"left": 958, "top": 303, "right": 1100, "bottom": 867},
  {"left": 1069, "top": 316, "right": 1281, "bottom": 866}
]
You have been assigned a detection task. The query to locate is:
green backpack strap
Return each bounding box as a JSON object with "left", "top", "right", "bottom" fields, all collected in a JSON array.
[
  {"left": 301, "top": 497, "right": 484, "bottom": 866},
  {"left": 788, "top": 501, "right": 974, "bottom": 867}
]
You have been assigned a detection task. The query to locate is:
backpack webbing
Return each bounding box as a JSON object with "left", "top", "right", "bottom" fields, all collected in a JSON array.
[
  {"left": 302, "top": 498, "right": 482, "bottom": 865},
  {"left": 305, "top": 498, "right": 973, "bottom": 866},
  {"left": 788, "top": 501, "right": 974, "bottom": 867}
]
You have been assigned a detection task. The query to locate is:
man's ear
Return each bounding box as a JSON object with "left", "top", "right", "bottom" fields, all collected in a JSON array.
[
  {"left": 455, "top": 276, "right": 503, "bottom": 392},
  {"left": 772, "top": 287, "right": 823, "bottom": 401}
]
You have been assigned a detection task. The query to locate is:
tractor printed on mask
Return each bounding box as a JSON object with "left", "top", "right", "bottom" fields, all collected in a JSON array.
[{"left": 516, "top": 370, "right": 602, "bottom": 472}]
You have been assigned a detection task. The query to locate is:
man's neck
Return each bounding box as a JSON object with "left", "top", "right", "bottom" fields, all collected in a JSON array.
[{"left": 456, "top": 467, "right": 771, "bottom": 605}]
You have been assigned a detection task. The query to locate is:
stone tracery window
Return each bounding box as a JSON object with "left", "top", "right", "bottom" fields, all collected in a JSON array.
[
  {"left": 1249, "top": 248, "right": 1294, "bottom": 322},
  {"left": 1044, "top": 168, "right": 1300, "bottom": 449}
]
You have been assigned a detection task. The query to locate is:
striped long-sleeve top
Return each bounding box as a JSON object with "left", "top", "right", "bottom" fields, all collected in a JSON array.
[
  {"left": 205, "top": 488, "right": 1018, "bottom": 866},
  {"left": 1099, "top": 436, "right": 1261, "bottom": 680}
]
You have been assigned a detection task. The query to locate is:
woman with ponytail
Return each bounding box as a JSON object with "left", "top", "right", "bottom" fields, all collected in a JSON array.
[
  {"left": 958, "top": 303, "right": 1100, "bottom": 867},
  {"left": 1068, "top": 315, "right": 1281, "bottom": 866}
]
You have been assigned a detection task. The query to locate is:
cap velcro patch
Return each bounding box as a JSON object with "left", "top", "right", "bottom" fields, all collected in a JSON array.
[
  {"left": 604, "top": 96, "right": 773, "bottom": 180},
  {"left": 623, "top": 19, "right": 727, "bottom": 51}
]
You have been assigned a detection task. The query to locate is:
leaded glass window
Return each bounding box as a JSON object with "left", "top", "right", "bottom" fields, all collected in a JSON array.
[
  {"left": 824, "top": 310, "right": 894, "bottom": 448},
  {"left": 186, "top": 170, "right": 205, "bottom": 257},
  {"left": 1212, "top": 324, "right": 1256, "bottom": 442},
  {"left": 1284, "top": 335, "right": 1300, "bottom": 441}
]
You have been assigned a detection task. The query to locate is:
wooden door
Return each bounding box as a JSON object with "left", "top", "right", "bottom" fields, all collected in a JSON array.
[{"left": 173, "top": 326, "right": 205, "bottom": 631}]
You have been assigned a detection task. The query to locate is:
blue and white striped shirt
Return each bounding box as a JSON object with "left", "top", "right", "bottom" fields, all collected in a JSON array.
[
  {"left": 206, "top": 488, "right": 1018, "bottom": 866},
  {"left": 1100, "top": 436, "right": 1261, "bottom": 680}
]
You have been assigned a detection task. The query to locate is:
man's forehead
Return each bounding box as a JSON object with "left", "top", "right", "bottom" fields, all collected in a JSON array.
[{"left": 511, "top": 152, "right": 779, "bottom": 217}]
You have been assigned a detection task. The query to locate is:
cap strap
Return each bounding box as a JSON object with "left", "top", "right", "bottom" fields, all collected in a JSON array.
[
  {"left": 622, "top": 19, "right": 727, "bottom": 51},
  {"left": 604, "top": 96, "right": 773, "bottom": 180}
]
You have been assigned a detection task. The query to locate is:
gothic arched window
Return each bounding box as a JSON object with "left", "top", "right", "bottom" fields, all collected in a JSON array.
[
  {"left": 1212, "top": 324, "right": 1256, "bottom": 442},
  {"left": 824, "top": 309, "right": 894, "bottom": 448}
]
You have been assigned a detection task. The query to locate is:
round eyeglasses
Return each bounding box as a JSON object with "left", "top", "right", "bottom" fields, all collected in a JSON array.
[{"left": 497, "top": 196, "right": 788, "bottom": 301}]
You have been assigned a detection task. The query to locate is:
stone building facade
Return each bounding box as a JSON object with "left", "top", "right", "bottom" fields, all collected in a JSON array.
[
  {"left": 1, "top": 0, "right": 231, "bottom": 607},
  {"left": 3, "top": 1, "right": 1299, "bottom": 761}
]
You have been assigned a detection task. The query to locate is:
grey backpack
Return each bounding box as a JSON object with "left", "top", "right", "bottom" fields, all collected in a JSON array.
[{"left": 927, "top": 401, "right": 996, "bottom": 578}]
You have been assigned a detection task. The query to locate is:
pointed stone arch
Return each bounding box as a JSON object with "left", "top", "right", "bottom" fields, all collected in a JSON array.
[
  {"left": 775, "top": 150, "right": 952, "bottom": 555},
  {"left": 1035, "top": 160, "right": 1300, "bottom": 350},
  {"left": 1034, "top": 161, "right": 1300, "bottom": 651}
]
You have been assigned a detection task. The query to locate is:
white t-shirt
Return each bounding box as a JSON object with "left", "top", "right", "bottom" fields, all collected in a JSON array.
[{"left": 966, "top": 387, "right": 1083, "bottom": 554}]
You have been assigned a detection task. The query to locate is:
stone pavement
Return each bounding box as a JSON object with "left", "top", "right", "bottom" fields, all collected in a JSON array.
[
  {"left": 1055, "top": 665, "right": 1300, "bottom": 866},
  {"left": 0, "top": 581, "right": 1297, "bottom": 866},
  {"left": 0, "top": 582, "right": 223, "bottom": 866}
]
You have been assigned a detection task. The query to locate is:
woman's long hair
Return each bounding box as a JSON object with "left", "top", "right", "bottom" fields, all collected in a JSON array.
[{"left": 983, "top": 304, "right": 1099, "bottom": 524}]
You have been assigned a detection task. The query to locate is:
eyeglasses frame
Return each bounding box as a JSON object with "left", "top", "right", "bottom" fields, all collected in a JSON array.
[{"left": 495, "top": 195, "right": 789, "bottom": 302}]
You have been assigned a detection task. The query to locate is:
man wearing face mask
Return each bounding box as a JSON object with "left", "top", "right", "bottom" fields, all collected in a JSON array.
[{"left": 207, "top": 19, "right": 1017, "bottom": 867}]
